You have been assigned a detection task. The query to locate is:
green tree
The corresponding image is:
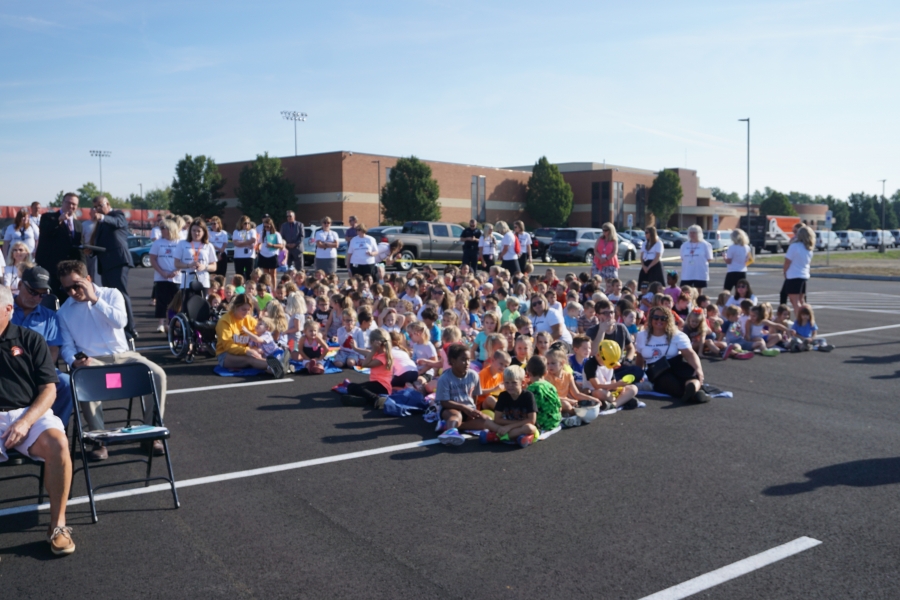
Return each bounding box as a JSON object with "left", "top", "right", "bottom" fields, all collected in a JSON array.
[
  {"left": 824, "top": 196, "right": 850, "bottom": 230},
  {"left": 709, "top": 187, "right": 742, "bottom": 204},
  {"left": 759, "top": 191, "right": 797, "bottom": 217},
  {"left": 380, "top": 156, "right": 441, "bottom": 223},
  {"left": 524, "top": 156, "right": 574, "bottom": 227},
  {"left": 50, "top": 190, "right": 66, "bottom": 208},
  {"left": 648, "top": 169, "right": 683, "bottom": 228},
  {"left": 787, "top": 191, "right": 813, "bottom": 205},
  {"left": 171, "top": 155, "right": 226, "bottom": 218},
  {"left": 848, "top": 192, "right": 881, "bottom": 229},
  {"left": 131, "top": 187, "right": 171, "bottom": 210},
  {"left": 235, "top": 152, "right": 296, "bottom": 223}
]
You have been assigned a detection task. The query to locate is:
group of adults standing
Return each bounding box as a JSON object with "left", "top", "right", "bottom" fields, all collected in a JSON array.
[{"left": 460, "top": 219, "right": 534, "bottom": 274}]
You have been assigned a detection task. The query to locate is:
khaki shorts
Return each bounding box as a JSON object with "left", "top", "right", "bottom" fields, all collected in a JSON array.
[{"left": 0, "top": 408, "right": 65, "bottom": 462}]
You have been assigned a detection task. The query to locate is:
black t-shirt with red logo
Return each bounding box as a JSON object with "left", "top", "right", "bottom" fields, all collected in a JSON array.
[{"left": 0, "top": 323, "right": 58, "bottom": 410}]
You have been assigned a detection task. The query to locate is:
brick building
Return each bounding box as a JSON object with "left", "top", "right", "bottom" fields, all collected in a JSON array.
[{"left": 217, "top": 151, "right": 823, "bottom": 232}]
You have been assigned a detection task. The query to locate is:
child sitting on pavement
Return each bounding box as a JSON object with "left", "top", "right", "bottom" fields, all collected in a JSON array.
[
  {"left": 583, "top": 340, "right": 640, "bottom": 411},
  {"left": 525, "top": 355, "right": 562, "bottom": 433},
  {"left": 333, "top": 308, "right": 368, "bottom": 369},
  {"left": 568, "top": 335, "right": 591, "bottom": 389},
  {"left": 480, "top": 365, "right": 539, "bottom": 448},
  {"left": 745, "top": 305, "right": 789, "bottom": 356},
  {"left": 789, "top": 305, "right": 834, "bottom": 352},
  {"left": 437, "top": 344, "right": 501, "bottom": 446},
  {"left": 545, "top": 349, "right": 594, "bottom": 425},
  {"left": 476, "top": 350, "right": 511, "bottom": 410}
]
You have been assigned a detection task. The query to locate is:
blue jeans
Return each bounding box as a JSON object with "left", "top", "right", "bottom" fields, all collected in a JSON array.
[{"left": 50, "top": 370, "right": 73, "bottom": 427}]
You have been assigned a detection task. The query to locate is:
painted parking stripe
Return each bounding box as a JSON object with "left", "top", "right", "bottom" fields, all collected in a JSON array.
[
  {"left": 168, "top": 378, "right": 295, "bottom": 395},
  {"left": 638, "top": 536, "right": 822, "bottom": 600},
  {"left": 820, "top": 324, "right": 900, "bottom": 337},
  {"left": 0, "top": 438, "right": 442, "bottom": 518},
  {"left": 135, "top": 345, "right": 170, "bottom": 351}
]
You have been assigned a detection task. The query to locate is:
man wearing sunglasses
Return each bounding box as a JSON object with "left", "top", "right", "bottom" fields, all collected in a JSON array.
[
  {"left": 11, "top": 267, "right": 74, "bottom": 428},
  {"left": 56, "top": 260, "right": 167, "bottom": 461},
  {"left": 584, "top": 299, "right": 642, "bottom": 382}
]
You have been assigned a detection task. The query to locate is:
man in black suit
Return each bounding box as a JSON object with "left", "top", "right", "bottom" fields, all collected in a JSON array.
[
  {"left": 90, "top": 196, "right": 136, "bottom": 339},
  {"left": 36, "top": 192, "right": 83, "bottom": 303}
]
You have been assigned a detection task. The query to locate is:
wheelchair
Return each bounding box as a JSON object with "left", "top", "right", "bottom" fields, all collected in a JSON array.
[{"left": 167, "top": 276, "right": 218, "bottom": 364}]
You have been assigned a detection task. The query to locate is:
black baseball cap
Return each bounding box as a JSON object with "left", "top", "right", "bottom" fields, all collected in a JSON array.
[{"left": 21, "top": 266, "right": 51, "bottom": 290}]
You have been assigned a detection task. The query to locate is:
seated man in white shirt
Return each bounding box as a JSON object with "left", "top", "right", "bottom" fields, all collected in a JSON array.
[{"left": 56, "top": 260, "right": 168, "bottom": 461}]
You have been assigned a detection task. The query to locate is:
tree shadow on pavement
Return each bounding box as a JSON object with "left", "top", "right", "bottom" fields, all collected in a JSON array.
[
  {"left": 762, "top": 457, "right": 900, "bottom": 496},
  {"left": 256, "top": 392, "right": 342, "bottom": 410},
  {"left": 843, "top": 353, "right": 900, "bottom": 380}
]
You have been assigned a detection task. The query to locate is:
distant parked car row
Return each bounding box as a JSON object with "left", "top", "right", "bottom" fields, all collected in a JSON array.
[{"left": 545, "top": 228, "right": 637, "bottom": 264}]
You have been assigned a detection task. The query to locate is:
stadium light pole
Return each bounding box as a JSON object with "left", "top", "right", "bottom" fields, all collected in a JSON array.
[
  {"left": 90, "top": 150, "right": 111, "bottom": 194},
  {"left": 372, "top": 160, "right": 381, "bottom": 226},
  {"left": 281, "top": 111, "right": 307, "bottom": 156},
  {"left": 738, "top": 119, "right": 750, "bottom": 219},
  {"left": 879, "top": 179, "right": 887, "bottom": 254}
]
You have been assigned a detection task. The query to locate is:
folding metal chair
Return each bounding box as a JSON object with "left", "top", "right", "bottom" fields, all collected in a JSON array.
[
  {"left": 71, "top": 363, "right": 179, "bottom": 523},
  {"left": 0, "top": 450, "right": 45, "bottom": 506}
]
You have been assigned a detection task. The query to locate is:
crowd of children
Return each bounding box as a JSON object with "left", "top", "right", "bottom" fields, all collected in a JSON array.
[{"left": 202, "top": 260, "right": 833, "bottom": 447}]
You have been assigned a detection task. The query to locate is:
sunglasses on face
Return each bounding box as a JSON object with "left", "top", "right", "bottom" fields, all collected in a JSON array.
[
  {"left": 598, "top": 310, "right": 613, "bottom": 316},
  {"left": 651, "top": 315, "right": 668, "bottom": 322},
  {"left": 22, "top": 283, "right": 49, "bottom": 297}
]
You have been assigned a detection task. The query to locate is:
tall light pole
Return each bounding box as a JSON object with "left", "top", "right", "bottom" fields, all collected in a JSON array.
[
  {"left": 738, "top": 119, "right": 750, "bottom": 219},
  {"left": 372, "top": 160, "right": 381, "bottom": 226},
  {"left": 879, "top": 179, "right": 887, "bottom": 254},
  {"left": 281, "top": 111, "right": 307, "bottom": 156},
  {"left": 90, "top": 150, "right": 111, "bottom": 194},
  {"left": 139, "top": 183, "right": 144, "bottom": 232}
]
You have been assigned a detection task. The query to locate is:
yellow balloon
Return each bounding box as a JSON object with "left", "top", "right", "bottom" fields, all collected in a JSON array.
[{"left": 481, "top": 410, "right": 495, "bottom": 421}]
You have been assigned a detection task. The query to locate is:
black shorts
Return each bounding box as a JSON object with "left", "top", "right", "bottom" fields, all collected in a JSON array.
[
  {"left": 680, "top": 279, "right": 708, "bottom": 290},
  {"left": 783, "top": 278, "right": 808, "bottom": 295},
  {"left": 257, "top": 254, "right": 278, "bottom": 269},
  {"left": 723, "top": 271, "right": 746, "bottom": 292}
]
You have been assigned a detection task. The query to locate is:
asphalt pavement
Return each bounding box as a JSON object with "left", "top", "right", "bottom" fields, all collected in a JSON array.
[{"left": 1, "top": 263, "right": 899, "bottom": 599}]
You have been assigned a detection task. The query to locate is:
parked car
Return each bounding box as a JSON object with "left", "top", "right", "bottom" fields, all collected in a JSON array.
[
  {"left": 546, "top": 228, "right": 636, "bottom": 263},
  {"left": 891, "top": 231, "right": 900, "bottom": 247},
  {"left": 657, "top": 229, "right": 688, "bottom": 248},
  {"left": 863, "top": 230, "right": 897, "bottom": 248},
  {"left": 704, "top": 229, "right": 733, "bottom": 251},
  {"left": 835, "top": 230, "right": 865, "bottom": 250},
  {"left": 618, "top": 231, "right": 643, "bottom": 250},
  {"left": 379, "top": 221, "right": 466, "bottom": 270},
  {"left": 815, "top": 230, "right": 840, "bottom": 251},
  {"left": 530, "top": 227, "right": 559, "bottom": 262},
  {"left": 127, "top": 235, "right": 153, "bottom": 268},
  {"left": 625, "top": 228, "right": 672, "bottom": 248},
  {"left": 368, "top": 226, "right": 402, "bottom": 242}
]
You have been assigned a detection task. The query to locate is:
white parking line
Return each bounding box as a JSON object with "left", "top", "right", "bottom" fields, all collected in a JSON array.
[
  {"left": 168, "top": 378, "right": 295, "bottom": 395},
  {"left": 135, "top": 345, "right": 170, "bottom": 351},
  {"left": 0, "top": 438, "right": 441, "bottom": 518},
  {"left": 820, "top": 323, "right": 900, "bottom": 337},
  {"left": 638, "top": 536, "right": 822, "bottom": 600}
]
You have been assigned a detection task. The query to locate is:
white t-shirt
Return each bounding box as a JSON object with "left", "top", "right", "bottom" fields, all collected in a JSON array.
[
  {"left": 500, "top": 231, "right": 518, "bottom": 261},
  {"left": 179, "top": 229, "right": 189, "bottom": 241},
  {"left": 726, "top": 244, "right": 751, "bottom": 273},
  {"left": 29, "top": 221, "right": 40, "bottom": 244},
  {"left": 391, "top": 347, "right": 418, "bottom": 376},
  {"left": 642, "top": 240, "right": 663, "bottom": 262},
  {"left": 150, "top": 227, "right": 162, "bottom": 242},
  {"left": 209, "top": 230, "right": 229, "bottom": 252},
  {"left": 259, "top": 231, "right": 283, "bottom": 258},
  {"left": 375, "top": 242, "right": 392, "bottom": 263},
  {"left": 4, "top": 225, "right": 36, "bottom": 255},
  {"left": 725, "top": 294, "right": 758, "bottom": 308},
  {"left": 479, "top": 235, "right": 496, "bottom": 258},
  {"left": 347, "top": 235, "right": 378, "bottom": 265},
  {"left": 517, "top": 232, "right": 532, "bottom": 257},
  {"left": 402, "top": 292, "right": 422, "bottom": 311},
  {"left": 635, "top": 330, "right": 691, "bottom": 364},
  {"left": 412, "top": 341, "right": 438, "bottom": 376},
  {"left": 531, "top": 307, "right": 573, "bottom": 345},
  {"left": 679, "top": 240, "right": 713, "bottom": 282},
  {"left": 785, "top": 242, "right": 813, "bottom": 279},
  {"left": 175, "top": 240, "right": 217, "bottom": 288},
  {"left": 232, "top": 229, "right": 258, "bottom": 259},
  {"left": 314, "top": 229, "right": 339, "bottom": 259},
  {"left": 149, "top": 238, "right": 183, "bottom": 284}
]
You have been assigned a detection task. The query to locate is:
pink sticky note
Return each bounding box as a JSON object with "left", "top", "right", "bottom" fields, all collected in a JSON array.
[{"left": 106, "top": 373, "right": 122, "bottom": 389}]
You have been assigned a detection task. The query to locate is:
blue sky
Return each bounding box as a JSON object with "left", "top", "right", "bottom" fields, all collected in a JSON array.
[{"left": 2, "top": 0, "right": 898, "bottom": 205}]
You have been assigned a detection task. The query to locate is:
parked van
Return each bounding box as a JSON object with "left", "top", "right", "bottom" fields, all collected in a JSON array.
[
  {"left": 835, "top": 230, "right": 865, "bottom": 250},
  {"left": 815, "top": 230, "right": 840, "bottom": 251},
  {"left": 704, "top": 229, "right": 733, "bottom": 251},
  {"left": 863, "top": 230, "right": 897, "bottom": 248}
]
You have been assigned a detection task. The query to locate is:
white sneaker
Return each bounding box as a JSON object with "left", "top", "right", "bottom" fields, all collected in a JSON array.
[
  {"left": 562, "top": 415, "right": 583, "bottom": 428},
  {"left": 438, "top": 428, "right": 466, "bottom": 446},
  {"left": 156, "top": 325, "right": 165, "bottom": 333}
]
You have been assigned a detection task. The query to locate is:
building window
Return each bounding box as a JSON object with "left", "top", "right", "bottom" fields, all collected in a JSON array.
[
  {"left": 471, "top": 175, "right": 486, "bottom": 221},
  {"left": 385, "top": 167, "right": 392, "bottom": 182},
  {"left": 614, "top": 182, "right": 624, "bottom": 228}
]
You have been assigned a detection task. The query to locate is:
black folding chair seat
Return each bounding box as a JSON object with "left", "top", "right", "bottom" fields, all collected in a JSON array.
[
  {"left": 0, "top": 449, "right": 45, "bottom": 505},
  {"left": 71, "top": 363, "right": 179, "bottom": 523}
]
